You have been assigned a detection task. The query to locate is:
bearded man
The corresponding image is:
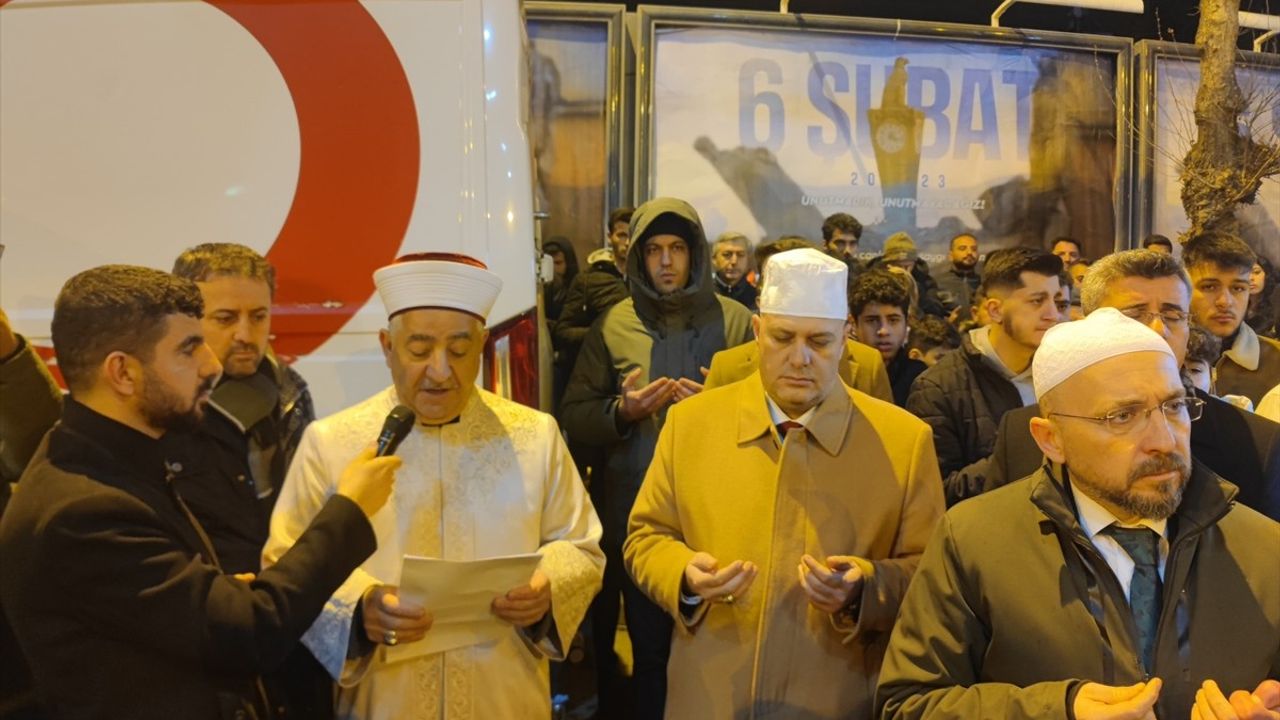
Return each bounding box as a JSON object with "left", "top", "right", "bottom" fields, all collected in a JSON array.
[
  {"left": 877, "top": 308, "right": 1280, "bottom": 720},
  {"left": 0, "top": 265, "right": 397, "bottom": 718}
]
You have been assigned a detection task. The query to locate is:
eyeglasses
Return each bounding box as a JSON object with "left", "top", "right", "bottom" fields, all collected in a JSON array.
[
  {"left": 1050, "top": 396, "right": 1204, "bottom": 435},
  {"left": 1118, "top": 307, "right": 1189, "bottom": 326}
]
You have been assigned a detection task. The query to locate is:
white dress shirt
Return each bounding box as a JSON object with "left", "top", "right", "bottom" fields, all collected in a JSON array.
[{"left": 1070, "top": 480, "right": 1169, "bottom": 603}]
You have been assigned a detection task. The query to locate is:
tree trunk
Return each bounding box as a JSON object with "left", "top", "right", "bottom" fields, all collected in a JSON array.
[{"left": 1179, "top": 0, "right": 1279, "bottom": 241}]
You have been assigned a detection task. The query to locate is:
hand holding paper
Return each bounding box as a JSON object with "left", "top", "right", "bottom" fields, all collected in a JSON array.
[
  {"left": 492, "top": 570, "right": 551, "bottom": 627},
  {"left": 385, "top": 553, "right": 543, "bottom": 664},
  {"left": 362, "top": 585, "right": 433, "bottom": 646}
]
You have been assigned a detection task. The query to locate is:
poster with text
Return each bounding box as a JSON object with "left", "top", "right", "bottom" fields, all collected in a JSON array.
[
  {"left": 648, "top": 25, "right": 1124, "bottom": 262},
  {"left": 1150, "top": 55, "right": 1280, "bottom": 264}
]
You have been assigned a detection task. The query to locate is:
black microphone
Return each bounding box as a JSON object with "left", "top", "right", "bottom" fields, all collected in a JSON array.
[{"left": 375, "top": 405, "right": 416, "bottom": 457}]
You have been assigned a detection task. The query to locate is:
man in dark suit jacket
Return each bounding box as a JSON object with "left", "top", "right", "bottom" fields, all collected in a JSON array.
[
  {"left": 0, "top": 266, "right": 400, "bottom": 719},
  {"left": 958, "top": 249, "right": 1280, "bottom": 520}
]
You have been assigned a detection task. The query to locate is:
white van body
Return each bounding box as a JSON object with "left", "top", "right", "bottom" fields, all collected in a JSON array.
[{"left": 0, "top": 0, "right": 540, "bottom": 416}]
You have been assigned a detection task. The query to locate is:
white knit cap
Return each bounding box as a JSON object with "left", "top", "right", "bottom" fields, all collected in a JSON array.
[
  {"left": 1032, "top": 307, "right": 1175, "bottom": 400},
  {"left": 758, "top": 248, "right": 848, "bottom": 321},
  {"left": 373, "top": 254, "right": 503, "bottom": 321}
]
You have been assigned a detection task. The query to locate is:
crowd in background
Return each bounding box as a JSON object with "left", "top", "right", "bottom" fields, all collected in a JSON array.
[
  {"left": 538, "top": 206, "right": 1280, "bottom": 719},
  {"left": 0, "top": 200, "right": 1276, "bottom": 720}
]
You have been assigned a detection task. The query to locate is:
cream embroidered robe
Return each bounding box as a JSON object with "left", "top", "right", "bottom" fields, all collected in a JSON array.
[{"left": 263, "top": 387, "right": 604, "bottom": 720}]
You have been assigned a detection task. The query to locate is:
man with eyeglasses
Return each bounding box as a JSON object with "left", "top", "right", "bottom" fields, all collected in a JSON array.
[
  {"left": 969, "top": 249, "right": 1280, "bottom": 521},
  {"left": 1184, "top": 232, "right": 1280, "bottom": 407},
  {"left": 877, "top": 308, "right": 1280, "bottom": 720}
]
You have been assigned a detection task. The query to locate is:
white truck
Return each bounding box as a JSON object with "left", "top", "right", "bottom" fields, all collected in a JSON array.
[{"left": 0, "top": 0, "right": 544, "bottom": 415}]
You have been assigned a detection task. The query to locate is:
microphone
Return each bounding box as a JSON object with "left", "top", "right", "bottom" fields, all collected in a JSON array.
[{"left": 375, "top": 405, "right": 416, "bottom": 457}]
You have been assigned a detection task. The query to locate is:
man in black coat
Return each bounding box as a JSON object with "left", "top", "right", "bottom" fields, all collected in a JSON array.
[
  {"left": 966, "top": 249, "right": 1280, "bottom": 521},
  {"left": 906, "top": 247, "right": 1063, "bottom": 505},
  {"left": 0, "top": 265, "right": 400, "bottom": 720}
]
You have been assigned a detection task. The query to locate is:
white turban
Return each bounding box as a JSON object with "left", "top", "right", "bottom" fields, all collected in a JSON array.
[
  {"left": 373, "top": 254, "right": 503, "bottom": 321},
  {"left": 758, "top": 248, "right": 848, "bottom": 321},
  {"left": 1032, "top": 307, "right": 1175, "bottom": 400}
]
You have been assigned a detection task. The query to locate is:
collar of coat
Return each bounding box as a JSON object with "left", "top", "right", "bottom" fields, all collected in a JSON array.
[
  {"left": 735, "top": 370, "right": 853, "bottom": 456},
  {"left": 1029, "top": 460, "right": 1239, "bottom": 547}
]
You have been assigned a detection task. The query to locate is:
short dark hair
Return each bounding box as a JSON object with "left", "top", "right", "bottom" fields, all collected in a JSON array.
[
  {"left": 979, "top": 246, "right": 1064, "bottom": 296},
  {"left": 1182, "top": 231, "right": 1256, "bottom": 274},
  {"left": 1051, "top": 237, "right": 1082, "bottom": 254},
  {"left": 1184, "top": 325, "right": 1223, "bottom": 367},
  {"left": 821, "top": 213, "right": 862, "bottom": 242},
  {"left": 1142, "top": 234, "right": 1174, "bottom": 251},
  {"left": 172, "top": 243, "right": 276, "bottom": 296},
  {"left": 950, "top": 233, "right": 977, "bottom": 249},
  {"left": 52, "top": 265, "right": 204, "bottom": 393},
  {"left": 848, "top": 270, "right": 910, "bottom": 318},
  {"left": 754, "top": 236, "right": 815, "bottom": 274},
  {"left": 908, "top": 313, "right": 961, "bottom": 353},
  {"left": 607, "top": 207, "right": 634, "bottom": 231}
]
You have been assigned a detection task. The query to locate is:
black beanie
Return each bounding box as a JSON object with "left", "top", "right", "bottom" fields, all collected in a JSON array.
[{"left": 638, "top": 213, "right": 695, "bottom": 247}]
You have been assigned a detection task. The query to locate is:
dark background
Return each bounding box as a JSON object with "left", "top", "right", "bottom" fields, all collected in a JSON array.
[{"left": 593, "top": 0, "right": 1277, "bottom": 47}]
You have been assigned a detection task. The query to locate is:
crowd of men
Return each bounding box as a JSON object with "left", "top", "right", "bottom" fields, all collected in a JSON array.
[{"left": 0, "top": 199, "right": 1276, "bottom": 720}]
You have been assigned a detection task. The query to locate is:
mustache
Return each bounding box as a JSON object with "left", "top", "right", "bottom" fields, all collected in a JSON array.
[
  {"left": 1128, "top": 452, "right": 1190, "bottom": 483},
  {"left": 230, "top": 342, "right": 260, "bottom": 353},
  {"left": 197, "top": 377, "right": 216, "bottom": 396}
]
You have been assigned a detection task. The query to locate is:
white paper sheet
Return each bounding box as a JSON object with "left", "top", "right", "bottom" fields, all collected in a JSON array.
[{"left": 383, "top": 553, "right": 542, "bottom": 664}]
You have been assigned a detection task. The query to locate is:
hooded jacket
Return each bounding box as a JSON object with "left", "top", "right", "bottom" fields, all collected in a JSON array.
[{"left": 560, "top": 198, "right": 754, "bottom": 532}]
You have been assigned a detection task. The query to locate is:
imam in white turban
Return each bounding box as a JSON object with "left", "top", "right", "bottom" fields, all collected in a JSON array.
[
  {"left": 758, "top": 248, "right": 848, "bottom": 321},
  {"left": 1032, "top": 307, "right": 1175, "bottom": 401},
  {"left": 373, "top": 253, "right": 503, "bottom": 322}
]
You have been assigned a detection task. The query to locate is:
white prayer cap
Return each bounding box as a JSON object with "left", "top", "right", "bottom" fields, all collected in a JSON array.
[
  {"left": 1033, "top": 307, "right": 1175, "bottom": 400},
  {"left": 373, "top": 253, "right": 503, "bottom": 321},
  {"left": 758, "top": 248, "right": 848, "bottom": 321}
]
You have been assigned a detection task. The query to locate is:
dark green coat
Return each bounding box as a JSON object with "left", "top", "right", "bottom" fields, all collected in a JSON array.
[
  {"left": 877, "top": 463, "right": 1280, "bottom": 720},
  {"left": 560, "top": 198, "right": 753, "bottom": 536}
]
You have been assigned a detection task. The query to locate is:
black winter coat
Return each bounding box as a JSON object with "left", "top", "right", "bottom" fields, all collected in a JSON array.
[
  {"left": 0, "top": 399, "right": 373, "bottom": 720},
  {"left": 905, "top": 334, "right": 1024, "bottom": 506}
]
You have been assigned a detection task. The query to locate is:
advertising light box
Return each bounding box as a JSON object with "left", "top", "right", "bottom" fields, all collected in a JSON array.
[
  {"left": 636, "top": 9, "right": 1133, "bottom": 261},
  {"left": 1136, "top": 41, "right": 1279, "bottom": 262}
]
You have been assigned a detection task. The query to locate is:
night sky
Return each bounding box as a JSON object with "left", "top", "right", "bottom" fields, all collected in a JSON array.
[{"left": 589, "top": 0, "right": 1277, "bottom": 47}]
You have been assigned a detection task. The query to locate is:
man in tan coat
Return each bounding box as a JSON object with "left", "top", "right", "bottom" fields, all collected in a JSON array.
[{"left": 625, "top": 248, "right": 945, "bottom": 719}]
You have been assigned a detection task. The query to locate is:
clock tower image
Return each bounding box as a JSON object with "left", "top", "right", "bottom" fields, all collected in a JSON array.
[{"left": 867, "top": 57, "right": 925, "bottom": 231}]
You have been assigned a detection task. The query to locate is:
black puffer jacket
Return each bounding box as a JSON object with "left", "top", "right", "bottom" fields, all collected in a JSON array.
[
  {"left": 905, "top": 334, "right": 1023, "bottom": 506},
  {"left": 553, "top": 258, "right": 628, "bottom": 360}
]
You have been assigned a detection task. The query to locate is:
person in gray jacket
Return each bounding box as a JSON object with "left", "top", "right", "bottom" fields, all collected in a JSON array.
[{"left": 560, "top": 197, "right": 753, "bottom": 720}]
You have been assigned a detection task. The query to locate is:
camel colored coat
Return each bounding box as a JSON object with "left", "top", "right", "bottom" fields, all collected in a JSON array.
[
  {"left": 625, "top": 372, "right": 944, "bottom": 719},
  {"left": 705, "top": 338, "right": 893, "bottom": 404}
]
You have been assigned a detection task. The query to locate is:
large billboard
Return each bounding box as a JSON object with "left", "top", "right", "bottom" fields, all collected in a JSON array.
[
  {"left": 637, "top": 9, "right": 1132, "bottom": 263},
  {"left": 1136, "top": 41, "right": 1280, "bottom": 263}
]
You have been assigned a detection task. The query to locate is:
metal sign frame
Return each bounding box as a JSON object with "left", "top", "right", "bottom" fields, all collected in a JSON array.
[
  {"left": 1132, "top": 39, "right": 1280, "bottom": 242},
  {"left": 633, "top": 5, "right": 1136, "bottom": 250},
  {"left": 525, "top": 1, "right": 629, "bottom": 223}
]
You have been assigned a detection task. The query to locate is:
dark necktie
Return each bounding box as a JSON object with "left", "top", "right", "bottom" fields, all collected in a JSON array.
[
  {"left": 1104, "top": 525, "right": 1162, "bottom": 672},
  {"left": 776, "top": 421, "right": 804, "bottom": 437}
]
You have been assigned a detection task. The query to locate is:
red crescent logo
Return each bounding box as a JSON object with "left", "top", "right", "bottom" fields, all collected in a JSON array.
[
  {"left": 1, "top": 0, "right": 421, "bottom": 358},
  {"left": 208, "top": 0, "right": 420, "bottom": 356}
]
